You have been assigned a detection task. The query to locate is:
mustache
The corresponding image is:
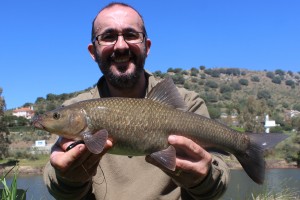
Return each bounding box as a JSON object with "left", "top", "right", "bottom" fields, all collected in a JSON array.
[{"left": 110, "top": 50, "right": 132, "bottom": 60}]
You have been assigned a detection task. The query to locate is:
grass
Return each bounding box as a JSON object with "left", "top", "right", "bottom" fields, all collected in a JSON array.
[
  {"left": 17, "top": 155, "right": 49, "bottom": 168},
  {"left": 251, "top": 188, "right": 300, "bottom": 200},
  {"left": 0, "top": 165, "right": 26, "bottom": 200}
]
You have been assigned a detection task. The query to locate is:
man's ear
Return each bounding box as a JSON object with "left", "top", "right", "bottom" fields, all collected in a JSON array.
[
  {"left": 146, "top": 39, "right": 151, "bottom": 56},
  {"left": 88, "top": 43, "right": 96, "bottom": 61}
]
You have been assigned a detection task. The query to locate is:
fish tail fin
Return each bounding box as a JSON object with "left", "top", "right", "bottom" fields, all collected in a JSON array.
[{"left": 235, "top": 133, "right": 288, "bottom": 184}]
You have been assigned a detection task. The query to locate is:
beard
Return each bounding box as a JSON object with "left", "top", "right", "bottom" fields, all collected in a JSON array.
[{"left": 96, "top": 49, "right": 146, "bottom": 89}]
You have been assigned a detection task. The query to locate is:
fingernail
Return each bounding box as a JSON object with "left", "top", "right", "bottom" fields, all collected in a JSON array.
[{"left": 168, "top": 135, "right": 176, "bottom": 143}]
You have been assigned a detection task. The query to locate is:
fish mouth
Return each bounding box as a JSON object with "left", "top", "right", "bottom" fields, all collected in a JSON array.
[{"left": 31, "top": 116, "right": 46, "bottom": 130}]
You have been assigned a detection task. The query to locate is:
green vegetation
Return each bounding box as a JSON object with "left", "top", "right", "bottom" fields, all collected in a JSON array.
[
  {"left": 0, "top": 166, "right": 26, "bottom": 200},
  {"left": 0, "top": 88, "right": 10, "bottom": 160}
]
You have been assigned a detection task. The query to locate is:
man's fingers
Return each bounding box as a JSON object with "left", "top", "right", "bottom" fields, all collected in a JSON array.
[
  {"left": 168, "top": 135, "right": 209, "bottom": 161},
  {"left": 50, "top": 143, "right": 86, "bottom": 172}
]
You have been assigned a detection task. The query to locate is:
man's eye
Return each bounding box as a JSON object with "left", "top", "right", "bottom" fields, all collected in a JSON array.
[
  {"left": 100, "top": 34, "right": 116, "bottom": 41},
  {"left": 124, "top": 32, "right": 139, "bottom": 40}
]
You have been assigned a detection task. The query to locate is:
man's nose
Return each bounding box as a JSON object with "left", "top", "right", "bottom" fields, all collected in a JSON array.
[{"left": 114, "top": 35, "right": 129, "bottom": 51}]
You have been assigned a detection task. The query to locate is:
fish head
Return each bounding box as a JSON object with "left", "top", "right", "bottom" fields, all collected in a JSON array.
[{"left": 32, "top": 106, "right": 87, "bottom": 138}]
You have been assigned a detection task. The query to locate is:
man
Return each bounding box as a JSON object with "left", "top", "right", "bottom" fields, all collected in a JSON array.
[{"left": 44, "top": 2, "right": 229, "bottom": 199}]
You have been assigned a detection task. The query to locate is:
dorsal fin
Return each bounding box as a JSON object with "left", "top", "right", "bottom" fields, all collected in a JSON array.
[{"left": 146, "top": 77, "right": 187, "bottom": 110}]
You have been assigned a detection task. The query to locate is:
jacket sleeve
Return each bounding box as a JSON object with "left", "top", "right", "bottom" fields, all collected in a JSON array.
[
  {"left": 43, "top": 162, "right": 93, "bottom": 200},
  {"left": 177, "top": 88, "right": 230, "bottom": 199},
  {"left": 181, "top": 155, "right": 230, "bottom": 200}
]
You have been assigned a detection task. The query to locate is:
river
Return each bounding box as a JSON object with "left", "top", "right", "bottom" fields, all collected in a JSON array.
[{"left": 1, "top": 169, "right": 300, "bottom": 199}]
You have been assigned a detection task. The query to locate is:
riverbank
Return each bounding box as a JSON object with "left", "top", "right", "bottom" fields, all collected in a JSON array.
[{"left": 1, "top": 158, "right": 298, "bottom": 176}]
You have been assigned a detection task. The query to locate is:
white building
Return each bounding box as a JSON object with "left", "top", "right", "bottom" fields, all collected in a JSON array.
[
  {"left": 12, "top": 106, "right": 35, "bottom": 119},
  {"left": 264, "top": 115, "right": 278, "bottom": 133}
]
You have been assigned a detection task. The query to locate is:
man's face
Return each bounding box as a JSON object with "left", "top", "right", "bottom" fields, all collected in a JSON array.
[{"left": 89, "top": 5, "right": 151, "bottom": 88}]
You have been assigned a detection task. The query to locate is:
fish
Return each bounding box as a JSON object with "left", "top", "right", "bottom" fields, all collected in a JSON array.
[{"left": 32, "top": 77, "right": 287, "bottom": 184}]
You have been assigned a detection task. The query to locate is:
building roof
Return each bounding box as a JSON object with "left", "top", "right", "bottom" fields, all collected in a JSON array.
[{"left": 13, "top": 107, "right": 34, "bottom": 113}]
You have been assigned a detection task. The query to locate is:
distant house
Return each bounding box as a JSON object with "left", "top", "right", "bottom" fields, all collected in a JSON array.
[
  {"left": 264, "top": 115, "right": 278, "bottom": 133},
  {"left": 12, "top": 106, "right": 35, "bottom": 119},
  {"left": 31, "top": 140, "right": 52, "bottom": 154},
  {"left": 284, "top": 110, "right": 300, "bottom": 122}
]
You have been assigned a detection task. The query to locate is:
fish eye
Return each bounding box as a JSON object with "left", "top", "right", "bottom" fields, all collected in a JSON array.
[{"left": 53, "top": 112, "right": 61, "bottom": 120}]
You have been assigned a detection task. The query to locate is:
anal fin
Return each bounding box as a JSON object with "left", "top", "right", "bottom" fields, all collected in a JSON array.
[{"left": 150, "top": 146, "right": 176, "bottom": 171}]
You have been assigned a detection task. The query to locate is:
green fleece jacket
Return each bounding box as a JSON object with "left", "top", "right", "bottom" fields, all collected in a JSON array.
[{"left": 43, "top": 72, "right": 230, "bottom": 200}]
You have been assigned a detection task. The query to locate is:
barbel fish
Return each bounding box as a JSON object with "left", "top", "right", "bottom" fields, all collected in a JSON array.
[{"left": 32, "top": 77, "right": 287, "bottom": 184}]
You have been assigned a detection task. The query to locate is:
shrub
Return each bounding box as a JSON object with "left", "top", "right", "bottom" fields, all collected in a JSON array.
[
  {"left": 167, "top": 68, "right": 174, "bottom": 73},
  {"left": 239, "top": 79, "right": 249, "bottom": 86},
  {"left": 206, "top": 93, "right": 219, "bottom": 103},
  {"left": 211, "top": 70, "right": 220, "bottom": 78},
  {"left": 219, "top": 85, "right": 232, "bottom": 93},
  {"left": 230, "top": 82, "right": 241, "bottom": 90},
  {"left": 286, "top": 80, "right": 295, "bottom": 87},
  {"left": 205, "top": 80, "right": 218, "bottom": 88},
  {"left": 266, "top": 71, "right": 275, "bottom": 79},
  {"left": 173, "top": 68, "right": 183, "bottom": 73},
  {"left": 272, "top": 76, "right": 282, "bottom": 84},
  {"left": 153, "top": 70, "right": 166, "bottom": 78},
  {"left": 191, "top": 78, "right": 198, "bottom": 83},
  {"left": 293, "top": 104, "right": 300, "bottom": 111},
  {"left": 204, "top": 69, "right": 213, "bottom": 75},
  {"left": 181, "top": 70, "right": 189, "bottom": 75},
  {"left": 190, "top": 67, "right": 199, "bottom": 75},
  {"left": 171, "top": 74, "right": 185, "bottom": 84},
  {"left": 221, "top": 92, "right": 232, "bottom": 100},
  {"left": 257, "top": 90, "right": 271, "bottom": 100},
  {"left": 251, "top": 76, "right": 260, "bottom": 82}
]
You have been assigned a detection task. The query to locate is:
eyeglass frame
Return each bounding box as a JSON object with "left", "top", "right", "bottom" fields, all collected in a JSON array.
[{"left": 92, "top": 32, "right": 146, "bottom": 46}]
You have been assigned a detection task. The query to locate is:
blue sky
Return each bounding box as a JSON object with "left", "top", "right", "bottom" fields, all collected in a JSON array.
[{"left": 1, "top": 0, "right": 299, "bottom": 109}]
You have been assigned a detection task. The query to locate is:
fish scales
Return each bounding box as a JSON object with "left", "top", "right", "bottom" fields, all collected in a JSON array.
[{"left": 75, "top": 97, "right": 249, "bottom": 156}]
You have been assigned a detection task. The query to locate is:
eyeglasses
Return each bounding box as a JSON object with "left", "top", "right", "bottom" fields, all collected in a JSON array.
[{"left": 93, "top": 32, "right": 145, "bottom": 46}]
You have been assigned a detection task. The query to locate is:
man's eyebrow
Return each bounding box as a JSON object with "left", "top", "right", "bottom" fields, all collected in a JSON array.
[
  {"left": 99, "top": 27, "right": 141, "bottom": 35},
  {"left": 99, "top": 28, "right": 116, "bottom": 35}
]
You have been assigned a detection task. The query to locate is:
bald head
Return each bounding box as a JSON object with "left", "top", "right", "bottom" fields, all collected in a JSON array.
[{"left": 91, "top": 3, "right": 147, "bottom": 42}]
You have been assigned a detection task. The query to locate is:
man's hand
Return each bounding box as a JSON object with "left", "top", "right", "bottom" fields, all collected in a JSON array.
[
  {"left": 146, "top": 135, "right": 212, "bottom": 188},
  {"left": 50, "top": 137, "right": 113, "bottom": 182}
]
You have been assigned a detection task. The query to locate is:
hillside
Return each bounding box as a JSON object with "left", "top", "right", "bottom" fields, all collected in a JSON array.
[{"left": 155, "top": 68, "right": 300, "bottom": 128}]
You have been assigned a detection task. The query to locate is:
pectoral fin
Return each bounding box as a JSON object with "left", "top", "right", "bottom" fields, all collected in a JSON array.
[
  {"left": 150, "top": 146, "right": 177, "bottom": 171},
  {"left": 82, "top": 129, "right": 108, "bottom": 154}
]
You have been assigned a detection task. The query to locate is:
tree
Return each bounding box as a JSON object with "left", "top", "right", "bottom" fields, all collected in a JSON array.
[
  {"left": 0, "top": 87, "right": 10, "bottom": 159},
  {"left": 275, "top": 69, "right": 285, "bottom": 76},
  {"left": 207, "top": 106, "right": 221, "bottom": 119},
  {"left": 199, "top": 65, "right": 206, "bottom": 70},
  {"left": 234, "top": 97, "right": 267, "bottom": 133}
]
